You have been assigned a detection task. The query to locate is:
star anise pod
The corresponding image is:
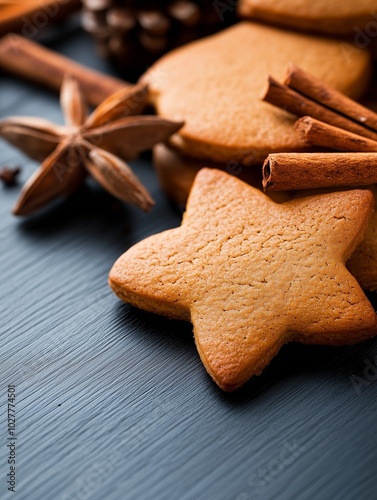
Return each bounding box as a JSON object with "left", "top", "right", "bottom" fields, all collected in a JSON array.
[{"left": 0, "top": 76, "right": 183, "bottom": 215}]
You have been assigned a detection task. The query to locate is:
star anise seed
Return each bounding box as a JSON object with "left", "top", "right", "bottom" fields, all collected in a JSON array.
[{"left": 0, "top": 166, "right": 21, "bottom": 186}]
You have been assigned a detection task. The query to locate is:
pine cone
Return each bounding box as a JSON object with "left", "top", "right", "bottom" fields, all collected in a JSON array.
[{"left": 82, "top": 0, "right": 236, "bottom": 78}]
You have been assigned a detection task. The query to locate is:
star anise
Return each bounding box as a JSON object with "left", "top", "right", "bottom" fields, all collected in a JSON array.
[{"left": 0, "top": 76, "right": 183, "bottom": 215}]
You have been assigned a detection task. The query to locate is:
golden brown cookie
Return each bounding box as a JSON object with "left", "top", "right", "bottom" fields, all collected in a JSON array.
[
  {"left": 293, "top": 185, "right": 377, "bottom": 292},
  {"left": 238, "top": 0, "right": 377, "bottom": 36},
  {"left": 142, "top": 22, "right": 371, "bottom": 166},
  {"left": 153, "top": 143, "right": 262, "bottom": 206},
  {"left": 348, "top": 185, "right": 377, "bottom": 292},
  {"left": 153, "top": 143, "right": 291, "bottom": 206},
  {"left": 109, "top": 169, "right": 377, "bottom": 391},
  {"left": 350, "top": 76, "right": 377, "bottom": 291}
]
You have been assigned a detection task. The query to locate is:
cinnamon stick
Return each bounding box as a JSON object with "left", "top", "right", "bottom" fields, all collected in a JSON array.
[
  {"left": 262, "top": 77, "right": 377, "bottom": 142},
  {"left": 0, "top": 34, "right": 128, "bottom": 106},
  {"left": 263, "top": 153, "right": 377, "bottom": 191},
  {"left": 0, "top": 0, "right": 81, "bottom": 36},
  {"left": 285, "top": 64, "right": 377, "bottom": 133},
  {"left": 295, "top": 117, "right": 377, "bottom": 153}
]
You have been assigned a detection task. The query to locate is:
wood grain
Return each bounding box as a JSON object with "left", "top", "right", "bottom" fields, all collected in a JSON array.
[{"left": 0, "top": 26, "right": 377, "bottom": 500}]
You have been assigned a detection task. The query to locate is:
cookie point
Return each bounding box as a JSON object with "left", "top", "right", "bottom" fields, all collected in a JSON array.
[
  {"left": 12, "top": 200, "right": 24, "bottom": 216},
  {"left": 108, "top": 259, "right": 122, "bottom": 287}
]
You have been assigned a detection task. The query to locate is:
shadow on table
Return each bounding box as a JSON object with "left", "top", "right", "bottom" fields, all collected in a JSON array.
[{"left": 112, "top": 300, "right": 377, "bottom": 406}]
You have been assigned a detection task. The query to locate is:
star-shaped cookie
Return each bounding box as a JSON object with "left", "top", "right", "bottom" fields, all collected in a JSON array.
[
  {"left": 109, "top": 169, "right": 377, "bottom": 391},
  {"left": 348, "top": 185, "right": 377, "bottom": 291}
]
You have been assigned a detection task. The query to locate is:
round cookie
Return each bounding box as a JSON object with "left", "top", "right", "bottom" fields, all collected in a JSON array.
[
  {"left": 142, "top": 22, "right": 371, "bottom": 166},
  {"left": 238, "top": 0, "right": 377, "bottom": 36}
]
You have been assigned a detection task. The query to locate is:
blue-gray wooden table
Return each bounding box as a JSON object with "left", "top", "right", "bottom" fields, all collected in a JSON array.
[{"left": 1, "top": 22, "right": 377, "bottom": 500}]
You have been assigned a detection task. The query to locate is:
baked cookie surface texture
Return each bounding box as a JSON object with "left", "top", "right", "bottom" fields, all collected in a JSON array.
[
  {"left": 142, "top": 22, "right": 371, "bottom": 166},
  {"left": 109, "top": 169, "right": 377, "bottom": 391},
  {"left": 238, "top": 0, "right": 377, "bottom": 35},
  {"left": 349, "top": 186, "right": 377, "bottom": 292}
]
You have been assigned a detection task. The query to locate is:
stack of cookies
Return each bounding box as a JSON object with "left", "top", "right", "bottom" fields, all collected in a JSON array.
[
  {"left": 108, "top": 3, "right": 377, "bottom": 391},
  {"left": 140, "top": 11, "right": 377, "bottom": 293},
  {"left": 142, "top": 21, "right": 371, "bottom": 201}
]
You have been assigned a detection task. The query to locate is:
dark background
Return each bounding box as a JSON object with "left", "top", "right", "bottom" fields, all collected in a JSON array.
[{"left": 1, "top": 20, "right": 377, "bottom": 500}]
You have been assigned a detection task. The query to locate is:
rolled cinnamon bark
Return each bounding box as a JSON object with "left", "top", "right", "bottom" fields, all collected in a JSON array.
[
  {"left": 262, "top": 77, "right": 377, "bottom": 141},
  {"left": 0, "top": 0, "right": 81, "bottom": 36},
  {"left": 0, "top": 34, "right": 128, "bottom": 106},
  {"left": 285, "top": 64, "right": 377, "bottom": 133},
  {"left": 263, "top": 152, "right": 377, "bottom": 191},
  {"left": 295, "top": 117, "right": 377, "bottom": 152}
]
